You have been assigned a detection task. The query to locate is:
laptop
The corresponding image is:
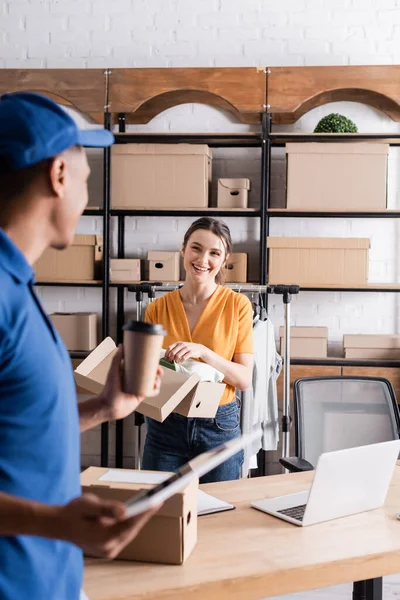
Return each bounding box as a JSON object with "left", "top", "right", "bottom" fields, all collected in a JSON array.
[
  {"left": 251, "top": 439, "right": 400, "bottom": 527},
  {"left": 125, "top": 429, "right": 260, "bottom": 518}
]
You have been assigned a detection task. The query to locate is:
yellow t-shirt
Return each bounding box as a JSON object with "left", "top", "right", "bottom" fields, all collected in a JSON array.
[{"left": 145, "top": 286, "right": 254, "bottom": 406}]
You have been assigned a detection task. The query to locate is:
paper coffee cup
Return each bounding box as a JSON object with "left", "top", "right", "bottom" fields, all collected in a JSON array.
[{"left": 123, "top": 320, "right": 166, "bottom": 397}]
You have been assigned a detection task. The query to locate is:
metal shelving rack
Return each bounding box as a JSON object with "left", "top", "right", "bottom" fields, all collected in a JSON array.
[
  {"left": 264, "top": 126, "right": 400, "bottom": 370},
  {"left": 108, "top": 113, "right": 271, "bottom": 468}
]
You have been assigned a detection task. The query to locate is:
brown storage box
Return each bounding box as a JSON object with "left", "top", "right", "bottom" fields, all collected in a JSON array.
[
  {"left": 111, "top": 144, "right": 212, "bottom": 209},
  {"left": 81, "top": 467, "right": 198, "bottom": 564},
  {"left": 34, "top": 235, "right": 103, "bottom": 282},
  {"left": 267, "top": 237, "right": 370, "bottom": 286},
  {"left": 344, "top": 334, "right": 400, "bottom": 359},
  {"left": 286, "top": 143, "right": 389, "bottom": 211},
  {"left": 279, "top": 326, "right": 328, "bottom": 358},
  {"left": 110, "top": 258, "right": 141, "bottom": 282},
  {"left": 50, "top": 312, "right": 97, "bottom": 351},
  {"left": 224, "top": 253, "right": 247, "bottom": 283},
  {"left": 148, "top": 251, "right": 180, "bottom": 282},
  {"left": 74, "top": 338, "right": 225, "bottom": 421},
  {"left": 217, "top": 178, "right": 250, "bottom": 208}
]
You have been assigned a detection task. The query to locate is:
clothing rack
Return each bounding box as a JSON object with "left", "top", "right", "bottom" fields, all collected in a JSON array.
[{"left": 120, "top": 282, "right": 300, "bottom": 473}]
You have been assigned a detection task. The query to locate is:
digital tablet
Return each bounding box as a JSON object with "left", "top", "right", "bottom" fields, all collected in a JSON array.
[{"left": 124, "top": 429, "right": 259, "bottom": 518}]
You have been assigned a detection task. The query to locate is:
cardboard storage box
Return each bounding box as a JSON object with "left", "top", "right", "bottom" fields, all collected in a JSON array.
[
  {"left": 50, "top": 312, "right": 97, "bottom": 351},
  {"left": 34, "top": 235, "right": 103, "bottom": 282},
  {"left": 344, "top": 334, "right": 400, "bottom": 359},
  {"left": 111, "top": 144, "right": 212, "bottom": 209},
  {"left": 74, "top": 338, "right": 225, "bottom": 421},
  {"left": 279, "top": 326, "right": 328, "bottom": 358},
  {"left": 286, "top": 142, "right": 389, "bottom": 211},
  {"left": 81, "top": 467, "right": 198, "bottom": 564},
  {"left": 224, "top": 253, "right": 247, "bottom": 283},
  {"left": 110, "top": 258, "right": 141, "bottom": 282},
  {"left": 148, "top": 251, "right": 180, "bottom": 282},
  {"left": 217, "top": 178, "right": 250, "bottom": 208},
  {"left": 267, "top": 237, "right": 370, "bottom": 286}
]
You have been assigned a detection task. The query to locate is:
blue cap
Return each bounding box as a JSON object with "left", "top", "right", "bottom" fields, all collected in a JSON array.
[{"left": 0, "top": 92, "right": 114, "bottom": 172}]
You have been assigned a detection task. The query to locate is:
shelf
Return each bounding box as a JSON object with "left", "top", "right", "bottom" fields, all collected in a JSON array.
[
  {"left": 270, "top": 132, "right": 400, "bottom": 146},
  {"left": 114, "top": 132, "right": 262, "bottom": 148},
  {"left": 110, "top": 208, "right": 259, "bottom": 217},
  {"left": 35, "top": 281, "right": 103, "bottom": 287},
  {"left": 297, "top": 284, "right": 400, "bottom": 292},
  {"left": 289, "top": 357, "right": 400, "bottom": 368},
  {"left": 83, "top": 208, "right": 103, "bottom": 216},
  {"left": 268, "top": 209, "right": 400, "bottom": 218}
]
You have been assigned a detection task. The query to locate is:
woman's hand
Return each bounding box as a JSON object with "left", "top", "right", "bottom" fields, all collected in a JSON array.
[{"left": 164, "top": 342, "right": 206, "bottom": 364}]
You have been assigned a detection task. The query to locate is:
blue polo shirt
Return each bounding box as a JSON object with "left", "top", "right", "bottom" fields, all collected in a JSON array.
[{"left": 0, "top": 229, "right": 82, "bottom": 599}]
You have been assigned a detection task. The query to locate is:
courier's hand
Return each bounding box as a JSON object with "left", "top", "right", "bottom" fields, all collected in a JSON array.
[
  {"left": 165, "top": 341, "right": 205, "bottom": 364},
  {"left": 99, "top": 345, "right": 163, "bottom": 421},
  {"left": 52, "top": 494, "right": 160, "bottom": 559}
]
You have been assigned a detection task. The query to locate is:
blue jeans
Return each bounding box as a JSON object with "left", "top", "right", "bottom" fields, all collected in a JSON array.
[{"left": 142, "top": 400, "right": 243, "bottom": 483}]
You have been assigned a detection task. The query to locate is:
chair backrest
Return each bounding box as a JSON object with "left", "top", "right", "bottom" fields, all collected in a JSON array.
[{"left": 293, "top": 376, "right": 400, "bottom": 467}]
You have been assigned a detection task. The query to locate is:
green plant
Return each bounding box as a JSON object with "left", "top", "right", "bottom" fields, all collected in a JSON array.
[{"left": 314, "top": 113, "right": 358, "bottom": 133}]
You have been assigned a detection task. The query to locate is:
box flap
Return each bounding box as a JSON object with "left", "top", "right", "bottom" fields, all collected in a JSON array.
[
  {"left": 148, "top": 251, "right": 179, "bottom": 261},
  {"left": 286, "top": 142, "right": 389, "bottom": 156},
  {"left": 267, "top": 237, "right": 370, "bottom": 249},
  {"left": 218, "top": 178, "right": 251, "bottom": 191},
  {"left": 279, "top": 326, "right": 328, "bottom": 338},
  {"left": 74, "top": 337, "right": 117, "bottom": 394},
  {"left": 174, "top": 381, "right": 225, "bottom": 418},
  {"left": 138, "top": 367, "right": 201, "bottom": 422},
  {"left": 343, "top": 334, "right": 400, "bottom": 349},
  {"left": 112, "top": 143, "right": 212, "bottom": 159},
  {"left": 72, "top": 234, "right": 103, "bottom": 247}
]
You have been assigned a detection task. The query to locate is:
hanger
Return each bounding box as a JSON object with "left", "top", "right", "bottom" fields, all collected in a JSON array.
[{"left": 258, "top": 290, "right": 268, "bottom": 322}]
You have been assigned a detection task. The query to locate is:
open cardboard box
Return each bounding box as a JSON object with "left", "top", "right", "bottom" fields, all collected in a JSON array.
[
  {"left": 81, "top": 467, "right": 198, "bottom": 564},
  {"left": 74, "top": 338, "right": 225, "bottom": 421}
]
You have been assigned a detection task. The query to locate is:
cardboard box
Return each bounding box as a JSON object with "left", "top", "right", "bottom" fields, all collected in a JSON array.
[
  {"left": 74, "top": 338, "right": 225, "bottom": 421},
  {"left": 110, "top": 258, "right": 141, "bottom": 283},
  {"left": 286, "top": 142, "right": 389, "bottom": 211},
  {"left": 224, "top": 253, "right": 247, "bottom": 283},
  {"left": 148, "top": 251, "right": 180, "bottom": 282},
  {"left": 279, "top": 326, "right": 328, "bottom": 358},
  {"left": 50, "top": 313, "right": 97, "bottom": 351},
  {"left": 34, "top": 235, "right": 103, "bottom": 281},
  {"left": 267, "top": 237, "right": 370, "bottom": 286},
  {"left": 343, "top": 334, "right": 400, "bottom": 359},
  {"left": 81, "top": 467, "right": 198, "bottom": 564},
  {"left": 111, "top": 144, "right": 212, "bottom": 209},
  {"left": 217, "top": 178, "right": 250, "bottom": 208}
]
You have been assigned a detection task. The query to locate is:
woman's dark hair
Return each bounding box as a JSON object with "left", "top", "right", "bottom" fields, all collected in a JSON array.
[{"left": 182, "top": 217, "right": 233, "bottom": 284}]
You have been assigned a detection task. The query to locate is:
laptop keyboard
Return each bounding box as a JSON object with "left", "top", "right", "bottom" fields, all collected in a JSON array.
[{"left": 277, "top": 504, "right": 306, "bottom": 521}]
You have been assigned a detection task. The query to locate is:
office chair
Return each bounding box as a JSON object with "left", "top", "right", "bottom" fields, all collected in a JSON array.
[
  {"left": 279, "top": 376, "right": 400, "bottom": 600},
  {"left": 280, "top": 376, "right": 400, "bottom": 473}
]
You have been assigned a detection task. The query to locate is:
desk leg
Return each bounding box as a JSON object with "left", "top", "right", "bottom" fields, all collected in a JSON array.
[{"left": 353, "top": 578, "right": 383, "bottom": 600}]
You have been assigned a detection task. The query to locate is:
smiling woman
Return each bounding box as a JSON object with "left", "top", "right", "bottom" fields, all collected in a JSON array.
[{"left": 143, "top": 217, "right": 254, "bottom": 483}]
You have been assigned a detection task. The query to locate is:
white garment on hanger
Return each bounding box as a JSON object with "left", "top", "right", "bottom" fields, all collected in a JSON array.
[{"left": 241, "top": 316, "right": 282, "bottom": 477}]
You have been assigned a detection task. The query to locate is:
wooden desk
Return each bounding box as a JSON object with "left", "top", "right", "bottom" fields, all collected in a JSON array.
[{"left": 83, "top": 466, "right": 400, "bottom": 600}]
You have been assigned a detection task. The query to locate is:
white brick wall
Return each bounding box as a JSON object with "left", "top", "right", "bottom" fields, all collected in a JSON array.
[{"left": 2, "top": 0, "right": 400, "bottom": 465}]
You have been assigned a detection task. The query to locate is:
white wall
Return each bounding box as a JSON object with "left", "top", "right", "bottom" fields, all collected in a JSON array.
[{"left": 2, "top": 0, "right": 400, "bottom": 465}]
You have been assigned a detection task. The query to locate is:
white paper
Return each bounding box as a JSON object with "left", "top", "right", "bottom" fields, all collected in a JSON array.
[
  {"left": 99, "top": 469, "right": 169, "bottom": 485},
  {"left": 98, "top": 470, "right": 235, "bottom": 516},
  {"left": 197, "top": 490, "right": 234, "bottom": 516}
]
